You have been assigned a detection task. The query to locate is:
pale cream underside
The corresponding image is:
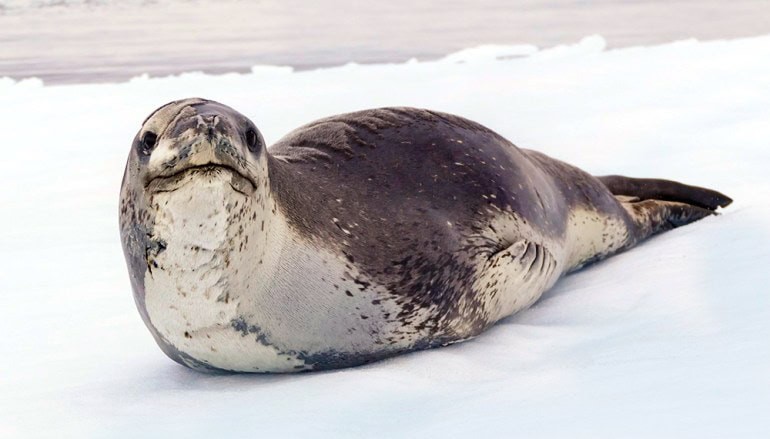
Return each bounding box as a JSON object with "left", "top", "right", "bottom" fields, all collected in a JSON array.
[
  {"left": 143, "top": 174, "right": 432, "bottom": 372},
  {"left": 144, "top": 174, "right": 628, "bottom": 371}
]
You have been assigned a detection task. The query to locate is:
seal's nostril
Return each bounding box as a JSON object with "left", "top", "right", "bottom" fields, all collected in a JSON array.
[{"left": 207, "top": 126, "right": 215, "bottom": 140}]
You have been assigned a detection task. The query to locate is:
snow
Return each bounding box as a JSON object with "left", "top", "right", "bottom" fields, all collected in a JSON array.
[{"left": 2, "top": 35, "right": 769, "bottom": 437}]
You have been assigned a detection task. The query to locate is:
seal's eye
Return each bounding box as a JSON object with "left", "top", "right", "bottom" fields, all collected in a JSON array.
[
  {"left": 141, "top": 131, "right": 158, "bottom": 155},
  {"left": 245, "top": 129, "right": 259, "bottom": 152}
]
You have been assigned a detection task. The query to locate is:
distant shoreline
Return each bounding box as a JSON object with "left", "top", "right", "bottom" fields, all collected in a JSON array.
[{"left": 2, "top": 0, "right": 769, "bottom": 85}]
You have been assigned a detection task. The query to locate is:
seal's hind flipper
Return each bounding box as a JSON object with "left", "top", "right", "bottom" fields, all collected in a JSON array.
[
  {"left": 598, "top": 175, "right": 732, "bottom": 251},
  {"left": 597, "top": 175, "right": 732, "bottom": 210},
  {"left": 621, "top": 199, "right": 716, "bottom": 241}
]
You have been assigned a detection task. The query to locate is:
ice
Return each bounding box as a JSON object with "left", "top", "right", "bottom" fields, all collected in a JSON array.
[{"left": 1, "top": 35, "right": 769, "bottom": 437}]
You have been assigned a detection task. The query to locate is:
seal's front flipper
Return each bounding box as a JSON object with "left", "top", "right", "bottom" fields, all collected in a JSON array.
[
  {"left": 621, "top": 199, "right": 716, "bottom": 242},
  {"left": 597, "top": 175, "right": 732, "bottom": 210},
  {"left": 473, "top": 240, "right": 560, "bottom": 325}
]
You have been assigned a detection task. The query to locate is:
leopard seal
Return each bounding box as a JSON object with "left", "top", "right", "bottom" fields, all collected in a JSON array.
[{"left": 119, "top": 98, "right": 732, "bottom": 372}]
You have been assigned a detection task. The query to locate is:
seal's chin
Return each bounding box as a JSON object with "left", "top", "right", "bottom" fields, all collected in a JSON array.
[{"left": 145, "top": 164, "right": 256, "bottom": 196}]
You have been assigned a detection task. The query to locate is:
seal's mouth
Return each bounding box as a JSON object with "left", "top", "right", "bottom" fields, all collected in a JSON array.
[{"left": 145, "top": 164, "right": 256, "bottom": 196}]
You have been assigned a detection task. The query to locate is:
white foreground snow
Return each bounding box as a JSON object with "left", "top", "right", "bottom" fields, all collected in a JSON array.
[{"left": 1, "top": 35, "right": 769, "bottom": 438}]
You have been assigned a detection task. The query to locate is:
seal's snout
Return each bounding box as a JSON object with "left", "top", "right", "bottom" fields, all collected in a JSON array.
[
  {"left": 170, "top": 104, "right": 234, "bottom": 141},
  {"left": 136, "top": 98, "right": 265, "bottom": 189}
]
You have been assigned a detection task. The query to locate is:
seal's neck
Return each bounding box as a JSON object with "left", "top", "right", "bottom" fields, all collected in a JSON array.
[{"left": 145, "top": 169, "right": 287, "bottom": 310}]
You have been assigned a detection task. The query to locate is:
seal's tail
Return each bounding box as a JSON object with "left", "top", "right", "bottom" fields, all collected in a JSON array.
[{"left": 596, "top": 175, "right": 732, "bottom": 241}]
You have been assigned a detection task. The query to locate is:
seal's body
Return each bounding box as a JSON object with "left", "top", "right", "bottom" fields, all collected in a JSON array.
[{"left": 120, "top": 99, "right": 731, "bottom": 372}]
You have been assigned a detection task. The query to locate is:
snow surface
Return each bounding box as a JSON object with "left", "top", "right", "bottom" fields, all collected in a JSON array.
[{"left": 1, "top": 35, "right": 769, "bottom": 438}]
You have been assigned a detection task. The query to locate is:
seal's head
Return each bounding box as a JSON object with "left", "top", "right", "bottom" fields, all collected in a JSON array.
[{"left": 124, "top": 97, "right": 267, "bottom": 197}]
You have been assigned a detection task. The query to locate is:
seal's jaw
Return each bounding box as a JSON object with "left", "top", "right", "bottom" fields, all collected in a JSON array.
[{"left": 145, "top": 164, "right": 256, "bottom": 196}]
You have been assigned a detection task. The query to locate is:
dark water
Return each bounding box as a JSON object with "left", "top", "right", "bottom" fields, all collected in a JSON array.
[{"left": 1, "top": 0, "right": 769, "bottom": 85}]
